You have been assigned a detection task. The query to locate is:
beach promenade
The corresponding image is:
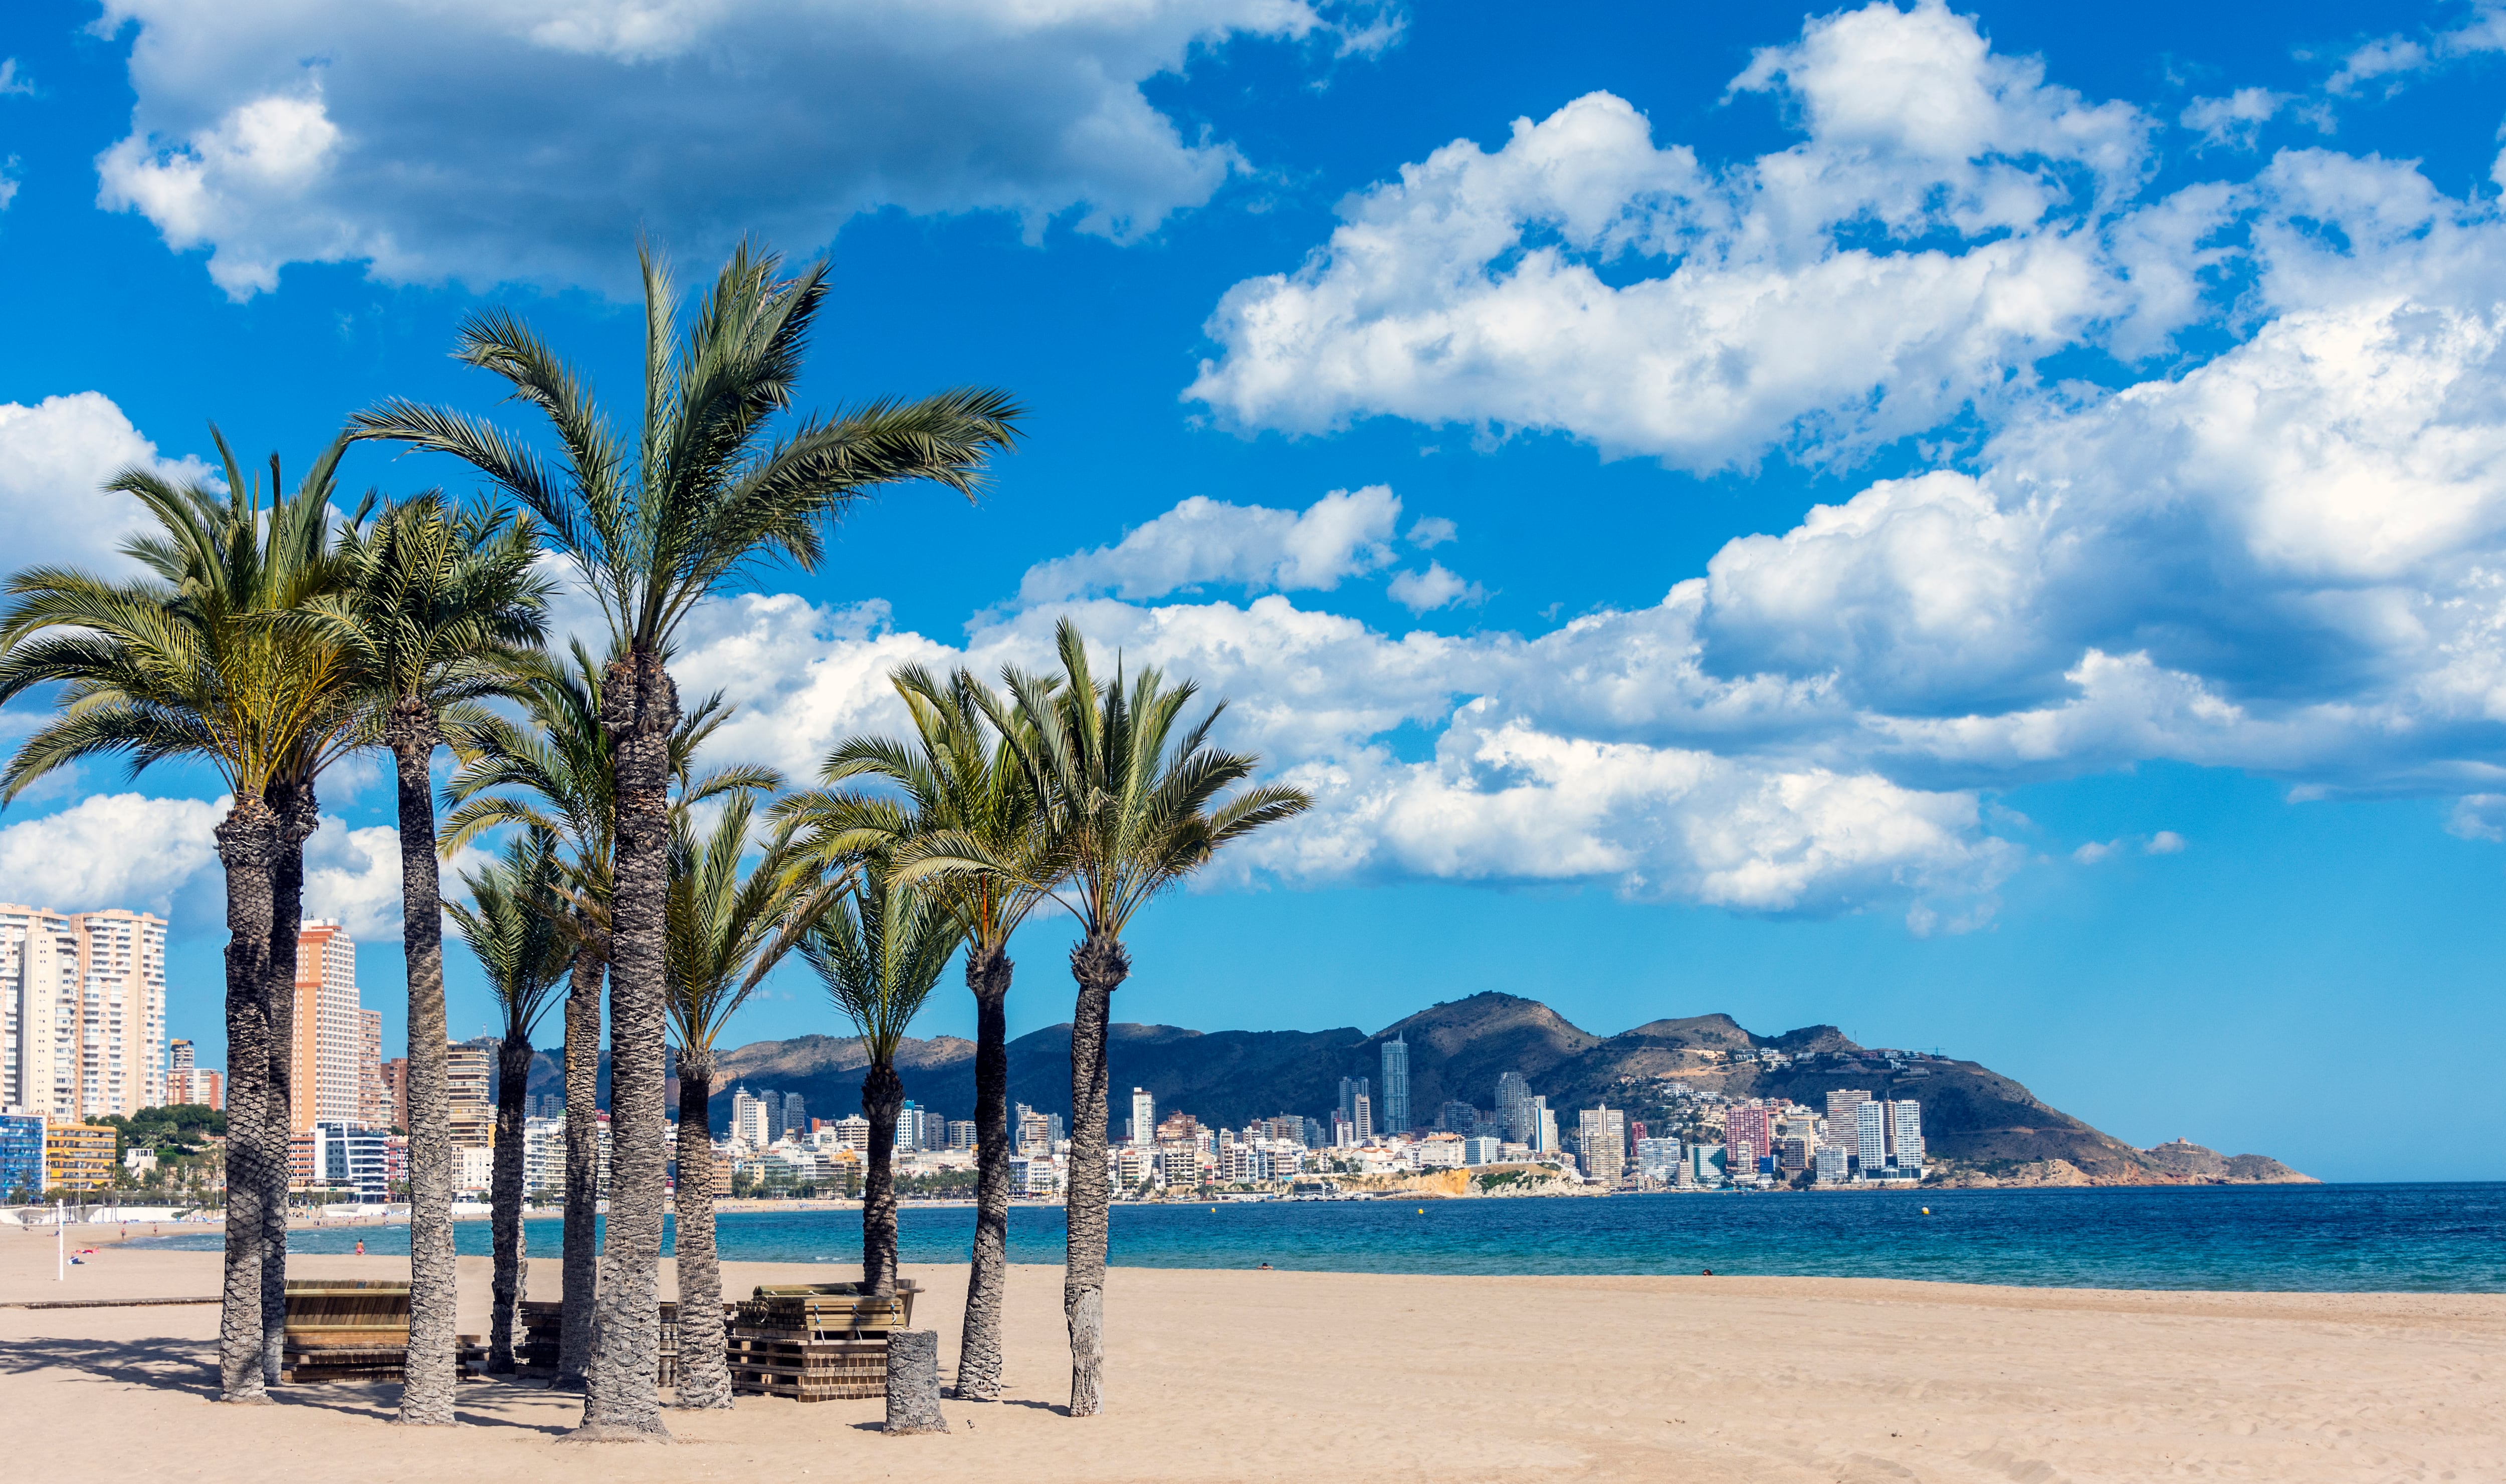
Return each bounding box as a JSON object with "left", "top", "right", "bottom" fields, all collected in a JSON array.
[{"left": 3, "top": 1226, "right": 2499, "bottom": 1482}]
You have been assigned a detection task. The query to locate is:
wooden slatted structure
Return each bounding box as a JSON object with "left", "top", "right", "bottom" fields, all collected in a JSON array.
[
  {"left": 726, "top": 1282, "right": 921, "bottom": 1402},
  {"left": 514, "top": 1298, "right": 724, "bottom": 1386},
  {"left": 280, "top": 1279, "right": 408, "bottom": 1384}
]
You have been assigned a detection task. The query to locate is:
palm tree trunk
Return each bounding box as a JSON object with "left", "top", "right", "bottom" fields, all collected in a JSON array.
[
  {"left": 489, "top": 1034, "right": 532, "bottom": 1373},
  {"left": 388, "top": 709, "right": 460, "bottom": 1426},
  {"left": 214, "top": 799, "right": 280, "bottom": 1404},
  {"left": 573, "top": 649, "right": 678, "bottom": 1443},
  {"left": 557, "top": 947, "right": 604, "bottom": 1391},
  {"left": 1064, "top": 932, "right": 1127, "bottom": 1417},
  {"left": 670, "top": 1049, "right": 730, "bottom": 1409},
  {"left": 860, "top": 1061, "right": 904, "bottom": 1296},
  {"left": 261, "top": 779, "right": 318, "bottom": 1389},
  {"left": 955, "top": 945, "right": 1013, "bottom": 1401}
]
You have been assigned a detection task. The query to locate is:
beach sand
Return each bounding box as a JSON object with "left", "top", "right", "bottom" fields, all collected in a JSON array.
[{"left": 3, "top": 1223, "right": 2500, "bottom": 1482}]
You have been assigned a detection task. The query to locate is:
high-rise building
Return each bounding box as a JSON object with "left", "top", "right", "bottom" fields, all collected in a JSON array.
[
  {"left": 1825, "top": 1089, "right": 1872, "bottom": 1152},
  {"left": 1496, "top": 1071, "right": 1532, "bottom": 1142},
  {"left": 1337, "top": 1075, "right": 1370, "bottom": 1131},
  {"left": 1577, "top": 1106, "right": 1626, "bottom": 1182},
  {"left": 378, "top": 1057, "right": 408, "bottom": 1130},
  {"left": 1634, "top": 1136, "right": 1681, "bottom": 1184},
  {"left": 1854, "top": 1100, "right": 1888, "bottom": 1174},
  {"left": 1129, "top": 1087, "right": 1155, "bottom": 1145},
  {"left": 165, "top": 1038, "right": 223, "bottom": 1110},
  {"left": 782, "top": 1092, "right": 805, "bottom": 1141},
  {"left": 1351, "top": 1091, "right": 1373, "bottom": 1141},
  {"left": 1, "top": 903, "right": 169, "bottom": 1120},
  {"left": 947, "top": 1119, "right": 977, "bottom": 1151},
  {"left": 1890, "top": 1100, "right": 1925, "bottom": 1173},
  {"left": 1434, "top": 1098, "right": 1478, "bottom": 1134},
  {"left": 44, "top": 1120, "right": 116, "bottom": 1190},
  {"left": 358, "top": 1009, "right": 385, "bottom": 1127},
  {"left": 1727, "top": 1101, "right": 1774, "bottom": 1178},
  {"left": 290, "top": 921, "right": 366, "bottom": 1132},
  {"left": 1379, "top": 1035, "right": 1410, "bottom": 1133},
  {"left": 447, "top": 1041, "right": 494, "bottom": 1150},
  {"left": 731, "top": 1086, "right": 771, "bottom": 1147}
]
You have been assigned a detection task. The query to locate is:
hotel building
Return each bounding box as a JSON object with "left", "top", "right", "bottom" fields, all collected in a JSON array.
[{"left": 0, "top": 903, "right": 168, "bottom": 1120}]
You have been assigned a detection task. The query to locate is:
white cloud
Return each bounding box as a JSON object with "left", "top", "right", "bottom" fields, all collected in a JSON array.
[
  {"left": 1188, "top": 1, "right": 2169, "bottom": 469},
  {"left": 91, "top": 0, "right": 1361, "bottom": 297},
  {"left": 2071, "top": 839, "right": 2116, "bottom": 864},
  {"left": 1018, "top": 485, "right": 1402, "bottom": 604},
  {"left": 2448, "top": 794, "right": 2506, "bottom": 842},
  {"left": 0, "top": 392, "right": 215, "bottom": 574},
  {"left": 0, "top": 793, "right": 222, "bottom": 916},
  {"left": 2144, "top": 830, "right": 2186, "bottom": 854},
  {"left": 2178, "top": 88, "right": 2326, "bottom": 150},
  {"left": 302, "top": 817, "right": 416, "bottom": 942},
  {"left": 1386, "top": 561, "right": 1485, "bottom": 612},
  {"left": 0, "top": 59, "right": 33, "bottom": 97},
  {"left": 2326, "top": 3, "right": 2506, "bottom": 96},
  {"left": 1405, "top": 515, "right": 1457, "bottom": 548}
]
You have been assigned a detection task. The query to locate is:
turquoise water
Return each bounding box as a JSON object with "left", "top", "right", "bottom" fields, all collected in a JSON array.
[{"left": 129, "top": 1183, "right": 2506, "bottom": 1292}]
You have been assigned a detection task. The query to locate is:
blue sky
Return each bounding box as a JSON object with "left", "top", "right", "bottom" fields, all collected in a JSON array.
[{"left": 2, "top": 0, "right": 2501, "bottom": 1182}]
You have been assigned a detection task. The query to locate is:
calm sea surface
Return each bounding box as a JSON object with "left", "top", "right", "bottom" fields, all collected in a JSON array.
[{"left": 126, "top": 1183, "right": 2506, "bottom": 1293}]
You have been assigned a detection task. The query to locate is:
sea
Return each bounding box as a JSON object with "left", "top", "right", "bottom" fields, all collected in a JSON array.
[{"left": 125, "top": 1182, "right": 2506, "bottom": 1293}]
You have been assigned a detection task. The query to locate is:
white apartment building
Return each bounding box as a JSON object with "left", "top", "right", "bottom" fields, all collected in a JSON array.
[{"left": 0, "top": 903, "right": 168, "bottom": 1119}]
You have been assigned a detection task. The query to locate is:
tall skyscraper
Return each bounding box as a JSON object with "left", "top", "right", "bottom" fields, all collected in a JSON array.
[
  {"left": 732, "top": 1086, "right": 770, "bottom": 1147},
  {"left": 1854, "top": 1100, "right": 1888, "bottom": 1173},
  {"left": 291, "top": 920, "right": 366, "bottom": 1132},
  {"left": 1130, "top": 1087, "right": 1155, "bottom": 1145},
  {"left": 447, "top": 1040, "right": 494, "bottom": 1149},
  {"left": 1379, "top": 1034, "right": 1410, "bottom": 1133},
  {"left": 1496, "top": 1071, "right": 1531, "bottom": 1142},
  {"left": 1577, "top": 1105, "right": 1626, "bottom": 1182},
  {"left": 1351, "top": 1091, "right": 1373, "bottom": 1141},
  {"left": 379, "top": 1056, "right": 409, "bottom": 1130},
  {"left": 1727, "top": 1101, "right": 1774, "bottom": 1178},
  {"left": 1826, "top": 1090, "right": 1872, "bottom": 1152},
  {"left": 0, "top": 903, "right": 169, "bottom": 1119},
  {"left": 358, "top": 1009, "right": 385, "bottom": 1127},
  {"left": 782, "top": 1091, "right": 805, "bottom": 1141},
  {"left": 1337, "top": 1075, "right": 1370, "bottom": 1129},
  {"left": 1890, "top": 1100, "right": 1925, "bottom": 1172}
]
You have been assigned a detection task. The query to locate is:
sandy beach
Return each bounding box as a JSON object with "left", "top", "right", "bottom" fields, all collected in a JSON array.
[{"left": 3, "top": 1223, "right": 2500, "bottom": 1482}]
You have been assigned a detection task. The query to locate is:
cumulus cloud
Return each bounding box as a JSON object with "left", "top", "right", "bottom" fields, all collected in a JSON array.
[
  {"left": 1018, "top": 485, "right": 1402, "bottom": 603},
  {"left": 2178, "top": 88, "right": 2327, "bottom": 150},
  {"left": 2326, "top": 3, "right": 2506, "bottom": 96},
  {"left": 1188, "top": 0, "right": 2179, "bottom": 469},
  {"left": 91, "top": 0, "right": 1369, "bottom": 297},
  {"left": 2448, "top": 795, "right": 2506, "bottom": 842},
  {"left": 0, "top": 392, "right": 214, "bottom": 574},
  {"left": 1386, "top": 561, "right": 1485, "bottom": 612},
  {"left": 0, "top": 793, "right": 223, "bottom": 915}
]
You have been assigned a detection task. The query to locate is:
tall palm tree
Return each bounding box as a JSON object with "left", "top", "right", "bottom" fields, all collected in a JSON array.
[
  {"left": 0, "top": 431, "right": 359, "bottom": 1402},
  {"left": 352, "top": 242, "right": 1020, "bottom": 1440},
  {"left": 446, "top": 829, "right": 573, "bottom": 1374},
  {"left": 440, "top": 646, "right": 774, "bottom": 1390},
  {"left": 801, "top": 858, "right": 957, "bottom": 1297},
  {"left": 322, "top": 491, "right": 548, "bottom": 1421},
  {"left": 995, "top": 618, "right": 1312, "bottom": 1416},
  {"left": 660, "top": 791, "right": 827, "bottom": 1408},
  {"left": 772, "top": 664, "right": 1052, "bottom": 1400}
]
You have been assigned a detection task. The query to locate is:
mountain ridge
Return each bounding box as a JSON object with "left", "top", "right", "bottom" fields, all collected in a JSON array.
[{"left": 521, "top": 990, "right": 2312, "bottom": 1186}]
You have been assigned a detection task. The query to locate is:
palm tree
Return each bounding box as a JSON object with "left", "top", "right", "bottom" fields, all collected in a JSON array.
[
  {"left": 322, "top": 491, "right": 548, "bottom": 1421},
  {"left": 0, "top": 431, "right": 359, "bottom": 1402},
  {"left": 772, "top": 664, "right": 1052, "bottom": 1400},
  {"left": 440, "top": 645, "right": 775, "bottom": 1390},
  {"left": 996, "top": 618, "right": 1312, "bottom": 1416},
  {"left": 352, "top": 242, "right": 1020, "bottom": 1440},
  {"left": 801, "top": 858, "right": 957, "bottom": 1297},
  {"left": 445, "top": 829, "right": 573, "bottom": 1374},
  {"left": 660, "top": 791, "right": 827, "bottom": 1408}
]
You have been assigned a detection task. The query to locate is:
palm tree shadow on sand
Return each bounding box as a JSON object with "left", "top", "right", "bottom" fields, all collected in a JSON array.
[{"left": 0, "top": 1338, "right": 575, "bottom": 1431}]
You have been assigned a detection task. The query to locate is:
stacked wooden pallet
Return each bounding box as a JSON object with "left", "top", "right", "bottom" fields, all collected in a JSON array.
[
  {"left": 514, "top": 1298, "right": 718, "bottom": 1386},
  {"left": 280, "top": 1279, "right": 409, "bottom": 1383},
  {"left": 725, "top": 1283, "right": 920, "bottom": 1402}
]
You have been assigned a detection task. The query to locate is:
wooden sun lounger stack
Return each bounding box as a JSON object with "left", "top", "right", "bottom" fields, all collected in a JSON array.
[
  {"left": 724, "top": 1281, "right": 921, "bottom": 1402},
  {"left": 280, "top": 1279, "right": 410, "bottom": 1384},
  {"left": 513, "top": 1298, "right": 718, "bottom": 1386}
]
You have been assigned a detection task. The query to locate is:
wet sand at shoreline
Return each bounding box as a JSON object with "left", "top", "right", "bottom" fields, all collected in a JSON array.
[{"left": 3, "top": 1230, "right": 2500, "bottom": 1482}]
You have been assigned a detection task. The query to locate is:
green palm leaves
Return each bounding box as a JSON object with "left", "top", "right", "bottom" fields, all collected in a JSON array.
[
  {"left": 349, "top": 243, "right": 1021, "bottom": 656},
  {"left": 665, "top": 793, "right": 824, "bottom": 1057},
  {"left": 1005, "top": 617, "right": 1315, "bottom": 935},
  {"left": 449, "top": 831, "right": 575, "bottom": 1041},
  {"left": 0, "top": 429, "right": 358, "bottom": 804},
  {"left": 802, "top": 859, "right": 959, "bottom": 1066}
]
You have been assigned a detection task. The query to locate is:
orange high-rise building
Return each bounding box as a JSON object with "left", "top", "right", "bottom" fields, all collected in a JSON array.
[{"left": 291, "top": 921, "right": 367, "bottom": 1132}]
